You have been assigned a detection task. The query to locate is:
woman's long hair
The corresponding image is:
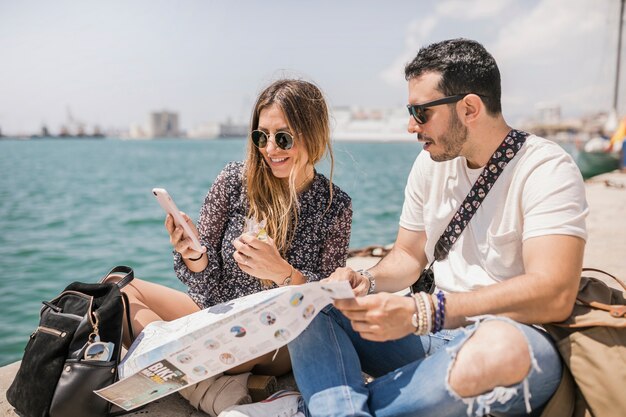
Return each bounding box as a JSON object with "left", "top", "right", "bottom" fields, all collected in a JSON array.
[{"left": 245, "top": 79, "right": 334, "bottom": 255}]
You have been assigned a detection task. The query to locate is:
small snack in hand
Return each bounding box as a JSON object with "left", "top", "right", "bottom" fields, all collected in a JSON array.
[
  {"left": 255, "top": 220, "right": 268, "bottom": 242},
  {"left": 243, "top": 218, "right": 273, "bottom": 288},
  {"left": 244, "top": 217, "right": 268, "bottom": 240}
]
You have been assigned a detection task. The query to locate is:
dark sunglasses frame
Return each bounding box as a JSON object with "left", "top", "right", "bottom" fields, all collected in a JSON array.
[
  {"left": 251, "top": 130, "right": 294, "bottom": 150},
  {"left": 407, "top": 93, "right": 482, "bottom": 124}
]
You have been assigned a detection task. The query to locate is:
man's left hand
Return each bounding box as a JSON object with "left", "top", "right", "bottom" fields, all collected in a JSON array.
[{"left": 324, "top": 267, "right": 370, "bottom": 297}]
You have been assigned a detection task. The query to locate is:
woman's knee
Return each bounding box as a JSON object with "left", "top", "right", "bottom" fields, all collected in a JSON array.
[{"left": 122, "top": 278, "right": 199, "bottom": 320}]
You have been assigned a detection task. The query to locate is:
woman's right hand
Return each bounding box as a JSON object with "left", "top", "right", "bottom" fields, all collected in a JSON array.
[{"left": 165, "top": 212, "right": 206, "bottom": 260}]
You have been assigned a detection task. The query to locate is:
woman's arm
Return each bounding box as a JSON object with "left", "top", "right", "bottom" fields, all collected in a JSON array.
[{"left": 173, "top": 163, "right": 240, "bottom": 307}]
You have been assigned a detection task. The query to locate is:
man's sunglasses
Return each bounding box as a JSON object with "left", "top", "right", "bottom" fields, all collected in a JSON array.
[
  {"left": 407, "top": 93, "right": 480, "bottom": 124},
  {"left": 251, "top": 130, "right": 294, "bottom": 150}
]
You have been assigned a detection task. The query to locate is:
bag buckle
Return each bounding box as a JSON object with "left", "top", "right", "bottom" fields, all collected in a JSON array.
[
  {"left": 411, "top": 263, "right": 435, "bottom": 294},
  {"left": 610, "top": 305, "right": 626, "bottom": 318}
]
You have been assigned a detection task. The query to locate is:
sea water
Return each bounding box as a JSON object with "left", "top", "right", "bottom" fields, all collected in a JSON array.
[{"left": 0, "top": 138, "right": 420, "bottom": 365}]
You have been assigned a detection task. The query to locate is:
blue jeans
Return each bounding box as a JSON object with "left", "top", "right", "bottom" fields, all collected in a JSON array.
[{"left": 288, "top": 305, "right": 562, "bottom": 417}]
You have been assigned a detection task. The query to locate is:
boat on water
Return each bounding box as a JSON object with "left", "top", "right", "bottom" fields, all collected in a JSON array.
[
  {"left": 575, "top": 0, "right": 625, "bottom": 179},
  {"left": 576, "top": 119, "right": 624, "bottom": 179},
  {"left": 576, "top": 148, "right": 620, "bottom": 180}
]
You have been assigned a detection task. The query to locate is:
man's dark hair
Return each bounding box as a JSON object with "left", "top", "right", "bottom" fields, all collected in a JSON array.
[{"left": 405, "top": 38, "right": 502, "bottom": 115}]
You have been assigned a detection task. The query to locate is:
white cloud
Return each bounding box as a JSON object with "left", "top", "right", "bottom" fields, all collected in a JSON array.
[
  {"left": 380, "top": 15, "right": 438, "bottom": 86},
  {"left": 492, "top": 0, "right": 614, "bottom": 116},
  {"left": 435, "top": 0, "right": 514, "bottom": 20},
  {"left": 381, "top": 0, "right": 619, "bottom": 117},
  {"left": 491, "top": 0, "right": 606, "bottom": 61},
  {"left": 379, "top": 0, "right": 515, "bottom": 87}
]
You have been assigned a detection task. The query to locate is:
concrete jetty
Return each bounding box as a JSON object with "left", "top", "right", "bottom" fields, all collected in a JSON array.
[{"left": 2, "top": 172, "right": 625, "bottom": 417}]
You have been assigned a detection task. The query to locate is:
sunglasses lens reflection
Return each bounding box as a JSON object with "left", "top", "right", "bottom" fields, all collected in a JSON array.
[
  {"left": 417, "top": 110, "right": 426, "bottom": 124},
  {"left": 84, "top": 342, "right": 113, "bottom": 361},
  {"left": 251, "top": 131, "right": 268, "bottom": 148},
  {"left": 87, "top": 344, "right": 105, "bottom": 358},
  {"left": 408, "top": 106, "right": 427, "bottom": 124},
  {"left": 275, "top": 132, "right": 294, "bottom": 150},
  {"left": 409, "top": 106, "right": 426, "bottom": 124}
]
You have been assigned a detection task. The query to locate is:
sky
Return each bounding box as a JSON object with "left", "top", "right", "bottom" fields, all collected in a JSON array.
[{"left": 0, "top": 0, "right": 624, "bottom": 135}]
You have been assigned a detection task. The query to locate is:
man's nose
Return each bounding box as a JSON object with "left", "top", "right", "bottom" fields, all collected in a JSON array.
[{"left": 407, "top": 116, "right": 422, "bottom": 134}]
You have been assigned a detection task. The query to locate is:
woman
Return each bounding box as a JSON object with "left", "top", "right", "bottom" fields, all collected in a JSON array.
[{"left": 118, "top": 79, "right": 352, "bottom": 415}]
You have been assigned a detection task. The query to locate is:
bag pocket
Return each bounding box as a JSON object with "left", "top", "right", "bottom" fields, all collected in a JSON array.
[
  {"left": 557, "top": 326, "right": 626, "bottom": 417},
  {"left": 49, "top": 359, "right": 117, "bottom": 417},
  {"left": 7, "top": 321, "right": 76, "bottom": 417}
]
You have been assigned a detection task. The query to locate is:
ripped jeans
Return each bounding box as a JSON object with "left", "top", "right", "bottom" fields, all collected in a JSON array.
[{"left": 288, "top": 305, "right": 562, "bottom": 417}]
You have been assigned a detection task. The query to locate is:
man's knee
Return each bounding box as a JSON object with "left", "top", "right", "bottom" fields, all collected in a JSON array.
[{"left": 448, "top": 320, "right": 531, "bottom": 398}]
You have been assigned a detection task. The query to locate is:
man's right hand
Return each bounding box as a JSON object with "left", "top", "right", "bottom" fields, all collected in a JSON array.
[
  {"left": 324, "top": 267, "right": 370, "bottom": 297},
  {"left": 334, "top": 293, "right": 417, "bottom": 341}
]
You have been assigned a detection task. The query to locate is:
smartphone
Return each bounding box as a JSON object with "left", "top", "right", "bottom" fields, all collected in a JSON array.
[{"left": 152, "top": 188, "right": 204, "bottom": 253}]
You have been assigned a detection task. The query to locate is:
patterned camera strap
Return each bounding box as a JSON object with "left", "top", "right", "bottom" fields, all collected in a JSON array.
[{"left": 432, "top": 129, "right": 529, "bottom": 262}]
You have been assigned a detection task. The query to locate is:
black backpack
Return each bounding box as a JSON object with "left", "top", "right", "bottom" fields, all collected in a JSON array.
[{"left": 7, "top": 266, "right": 134, "bottom": 417}]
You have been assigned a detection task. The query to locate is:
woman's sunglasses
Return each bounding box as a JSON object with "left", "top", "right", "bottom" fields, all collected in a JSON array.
[
  {"left": 251, "top": 130, "right": 294, "bottom": 150},
  {"left": 407, "top": 93, "right": 482, "bottom": 124}
]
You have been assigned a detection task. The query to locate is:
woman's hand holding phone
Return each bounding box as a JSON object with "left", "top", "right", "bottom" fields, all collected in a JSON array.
[
  {"left": 164, "top": 212, "right": 206, "bottom": 260},
  {"left": 152, "top": 188, "right": 206, "bottom": 266}
]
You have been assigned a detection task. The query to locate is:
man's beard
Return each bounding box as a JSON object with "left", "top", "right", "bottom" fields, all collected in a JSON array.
[{"left": 428, "top": 112, "right": 468, "bottom": 162}]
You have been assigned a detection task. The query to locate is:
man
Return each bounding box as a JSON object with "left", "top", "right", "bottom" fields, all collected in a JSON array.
[{"left": 287, "top": 39, "right": 587, "bottom": 417}]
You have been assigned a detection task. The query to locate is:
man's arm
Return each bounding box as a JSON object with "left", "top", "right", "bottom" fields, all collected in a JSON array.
[
  {"left": 327, "top": 227, "right": 428, "bottom": 296},
  {"left": 335, "top": 233, "right": 584, "bottom": 342},
  {"left": 368, "top": 227, "right": 428, "bottom": 293},
  {"left": 445, "top": 233, "right": 585, "bottom": 327}
]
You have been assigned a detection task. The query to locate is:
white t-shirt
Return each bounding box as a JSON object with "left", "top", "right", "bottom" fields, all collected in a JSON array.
[{"left": 399, "top": 135, "right": 588, "bottom": 293}]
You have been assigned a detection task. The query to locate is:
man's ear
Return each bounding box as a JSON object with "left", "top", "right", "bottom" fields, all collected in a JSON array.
[{"left": 460, "top": 94, "right": 483, "bottom": 124}]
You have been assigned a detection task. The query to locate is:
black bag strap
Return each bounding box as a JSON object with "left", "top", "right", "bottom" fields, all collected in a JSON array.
[
  {"left": 98, "top": 265, "right": 136, "bottom": 343},
  {"left": 100, "top": 265, "right": 135, "bottom": 289},
  {"left": 433, "top": 129, "right": 529, "bottom": 261},
  {"left": 411, "top": 129, "right": 528, "bottom": 294},
  {"left": 120, "top": 291, "right": 135, "bottom": 342},
  {"left": 102, "top": 267, "right": 140, "bottom": 415}
]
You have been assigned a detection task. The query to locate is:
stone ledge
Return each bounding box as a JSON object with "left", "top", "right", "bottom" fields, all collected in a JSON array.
[{"left": 1, "top": 361, "right": 298, "bottom": 417}]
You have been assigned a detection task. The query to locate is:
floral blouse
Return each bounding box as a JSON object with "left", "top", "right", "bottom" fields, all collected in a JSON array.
[{"left": 174, "top": 161, "right": 353, "bottom": 309}]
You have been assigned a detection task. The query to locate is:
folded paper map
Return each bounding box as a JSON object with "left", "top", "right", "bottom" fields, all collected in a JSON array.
[{"left": 95, "top": 280, "right": 354, "bottom": 410}]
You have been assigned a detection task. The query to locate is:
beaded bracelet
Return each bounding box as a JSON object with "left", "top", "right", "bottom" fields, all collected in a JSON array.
[
  {"left": 412, "top": 294, "right": 424, "bottom": 336},
  {"left": 419, "top": 291, "right": 433, "bottom": 334},
  {"left": 411, "top": 294, "right": 422, "bottom": 335},
  {"left": 427, "top": 292, "right": 436, "bottom": 331},
  {"left": 433, "top": 290, "right": 446, "bottom": 333},
  {"left": 417, "top": 293, "right": 427, "bottom": 334},
  {"left": 411, "top": 292, "right": 433, "bottom": 336}
]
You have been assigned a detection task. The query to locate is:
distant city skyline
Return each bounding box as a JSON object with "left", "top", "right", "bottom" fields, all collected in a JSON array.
[{"left": 1, "top": 0, "right": 624, "bottom": 135}]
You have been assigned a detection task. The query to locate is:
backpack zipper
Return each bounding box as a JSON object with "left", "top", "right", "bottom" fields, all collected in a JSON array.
[{"left": 34, "top": 326, "right": 67, "bottom": 338}]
